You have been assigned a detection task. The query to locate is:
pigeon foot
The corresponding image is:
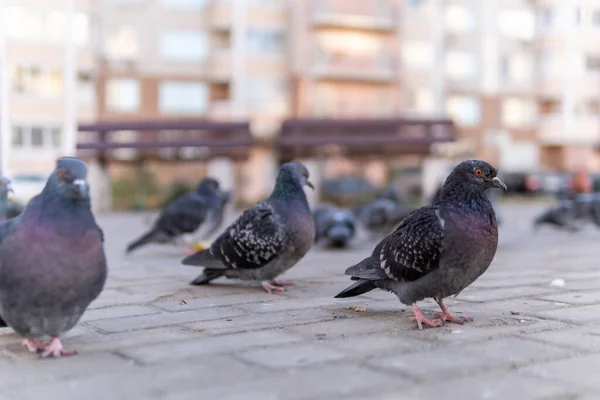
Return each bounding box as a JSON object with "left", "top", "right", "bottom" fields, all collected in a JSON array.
[
  {"left": 410, "top": 304, "right": 442, "bottom": 330},
  {"left": 261, "top": 281, "right": 286, "bottom": 294},
  {"left": 22, "top": 339, "right": 47, "bottom": 353},
  {"left": 40, "top": 337, "right": 77, "bottom": 358},
  {"left": 434, "top": 300, "right": 473, "bottom": 324}
]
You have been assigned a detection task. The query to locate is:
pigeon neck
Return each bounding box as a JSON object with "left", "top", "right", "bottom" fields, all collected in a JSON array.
[
  {"left": 437, "top": 183, "right": 492, "bottom": 210},
  {"left": 269, "top": 179, "right": 309, "bottom": 207}
]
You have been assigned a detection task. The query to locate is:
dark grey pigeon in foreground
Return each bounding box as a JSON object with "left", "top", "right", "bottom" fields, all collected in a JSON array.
[
  {"left": 182, "top": 162, "right": 315, "bottom": 294},
  {"left": 313, "top": 204, "right": 356, "bottom": 248},
  {"left": 126, "top": 177, "right": 229, "bottom": 254},
  {"left": 335, "top": 160, "right": 506, "bottom": 329},
  {"left": 0, "top": 157, "right": 107, "bottom": 357}
]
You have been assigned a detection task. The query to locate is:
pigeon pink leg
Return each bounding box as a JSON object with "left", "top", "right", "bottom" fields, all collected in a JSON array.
[
  {"left": 40, "top": 337, "right": 77, "bottom": 358},
  {"left": 22, "top": 339, "right": 47, "bottom": 353},
  {"left": 261, "top": 281, "right": 286, "bottom": 294},
  {"left": 433, "top": 300, "right": 472, "bottom": 324},
  {"left": 410, "top": 304, "right": 442, "bottom": 330}
]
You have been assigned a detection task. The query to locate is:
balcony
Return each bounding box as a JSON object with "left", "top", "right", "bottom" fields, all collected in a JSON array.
[
  {"left": 538, "top": 115, "right": 600, "bottom": 145},
  {"left": 207, "top": 50, "right": 232, "bottom": 81},
  {"left": 312, "top": 0, "right": 394, "bottom": 31},
  {"left": 311, "top": 49, "right": 395, "bottom": 82},
  {"left": 205, "top": 0, "right": 232, "bottom": 30}
]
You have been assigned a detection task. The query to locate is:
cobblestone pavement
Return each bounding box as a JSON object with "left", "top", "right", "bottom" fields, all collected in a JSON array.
[{"left": 1, "top": 201, "right": 600, "bottom": 399}]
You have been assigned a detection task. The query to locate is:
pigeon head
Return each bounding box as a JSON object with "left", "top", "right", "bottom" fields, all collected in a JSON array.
[
  {"left": 196, "top": 177, "right": 220, "bottom": 195},
  {"left": 439, "top": 160, "right": 506, "bottom": 202},
  {"left": 277, "top": 162, "right": 314, "bottom": 190},
  {"left": 0, "top": 177, "right": 13, "bottom": 200},
  {"left": 45, "top": 157, "right": 90, "bottom": 200}
]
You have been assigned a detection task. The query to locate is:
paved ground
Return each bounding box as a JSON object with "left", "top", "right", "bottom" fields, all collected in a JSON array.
[{"left": 1, "top": 201, "right": 600, "bottom": 399}]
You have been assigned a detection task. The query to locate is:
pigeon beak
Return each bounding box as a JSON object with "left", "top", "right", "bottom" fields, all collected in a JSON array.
[
  {"left": 306, "top": 180, "right": 315, "bottom": 190},
  {"left": 491, "top": 177, "right": 507, "bottom": 191},
  {"left": 73, "top": 179, "right": 89, "bottom": 198}
]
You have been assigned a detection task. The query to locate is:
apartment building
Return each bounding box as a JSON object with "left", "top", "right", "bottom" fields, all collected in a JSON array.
[
  {"left": 402, "top": 0, "right": 600, "bottom": 172},
  {"left": 1, "top": 0, "right": 96, "bottom": 176}
]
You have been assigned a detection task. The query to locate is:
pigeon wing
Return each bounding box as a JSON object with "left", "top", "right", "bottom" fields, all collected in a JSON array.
[{"left": 209, "top": 202, "right": 284, "bottom": 270}]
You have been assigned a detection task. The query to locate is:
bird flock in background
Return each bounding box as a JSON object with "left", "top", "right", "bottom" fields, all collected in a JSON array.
[{"left": 0, "top": 157, "right": 509, "bottom": 358}]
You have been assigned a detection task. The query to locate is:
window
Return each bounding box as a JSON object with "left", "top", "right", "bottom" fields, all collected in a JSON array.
[
  {"left": 586, "top": 55, "right": 600, "bottom": 72},
  {"left": 159, "top": 82, "right": 209, "bottom": 114},
  {"left": 105, "top": 79, "right": 140, "bottom": 112},
  {"left": 4, "top": 6, "right": 44, "bottom": 40},
  {"left": 161, "top": 0, "right": 208, "bottom": 10},
  {"left": 501, "top": 98, "right": 536, "bottom": 127},
  {"left": 593, "top": 10, "right": 600, "bottom": 26},
  {"left": 497, "top": 9, "right": 535, "bottom": 40},
  {"left": 10, "top": 125, "right": 62, "bottom": 150},
  {"left": 246, "top": 29, "right": 285, "bottom": 54},
  {"left": 73, "top": 12, "right": 90, "bottom": 46},
  {"left": 245, "top": 77, "right": 287, "bottom": 103},
  {"left": 405, "top": 88, "right": 432, "bottom": 114},
  {"left": 446, "top": 96, "right": 481, "bottom": 126},
  {"left": 500, "top": 53, "right": 533, "bottom": 82},
  {"left": 11, "top": 66, "right": 63, "bottom": 98},
  {"left": 445, "top": 51, "right": 477, "bottom": 80},
  {"left": 402, "top": 41, "right": 432, "bottom": 69},
  {"left": 537, "top": 8, "right": 553, "bottom": 30},
  {"left": 105, "top": 26, "right": 138, "bottom": 59},
  {"left": 159, "top": 31, "right": 208, "bottom": 61},
  {"left": 445, "top": 5, "right": 475, "bottom": 34}
]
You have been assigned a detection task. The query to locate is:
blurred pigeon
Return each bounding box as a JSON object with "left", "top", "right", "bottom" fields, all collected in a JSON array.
[
  {"left": 182, "top": 162, "right": 315, "bottom": 294},
  {"left": 533, "top": 201, "right": 580, "bottom": 232},
  {"left": 0, "top": 177, "right": 14, "bottom": 222},
  {"left": 126, "top": 178, "right": 229, "bottom": 254},
  {"left": 313, "top": 204, "right": 356, "bottom": 248},
  {"left": 335, "top": 160, "right": 506, "bottom": 329},
  {"left": 0, "top": 157, "right": 107, "bottom": 357},
  {"left": 358, "top": 198, "right": 410, "bottom": 238},
  {"left": 378, "top": 185, "right": 404, "bottom": 205}
]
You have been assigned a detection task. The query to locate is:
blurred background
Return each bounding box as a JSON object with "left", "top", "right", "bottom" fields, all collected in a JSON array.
[{"left": 0, "top": 0, "right": 598, "bottom": 212}]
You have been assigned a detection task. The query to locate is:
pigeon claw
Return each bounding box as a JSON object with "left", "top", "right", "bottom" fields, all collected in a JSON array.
[
  {"left": 434, "top": 300, "right": 473, "bottom": 325},
  {"left": 410, "top": 304, "right": 442, "bottom": 330},
  {"left": 22, "top": 339, "right": 47, "bottom": 353},
  {"left": 261, "top": 281, "right": 287, "bottom": 294},
  {"left": 39, "top": 337, "right": 77, "bottom": 359},
  {"left": 433, "top": 312, "right": 473, "bottom": 324}
]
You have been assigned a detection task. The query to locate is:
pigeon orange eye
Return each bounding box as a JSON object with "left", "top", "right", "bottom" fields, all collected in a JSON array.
[{"left": 474, "top": 169, "right": 483, "bottom": 177}]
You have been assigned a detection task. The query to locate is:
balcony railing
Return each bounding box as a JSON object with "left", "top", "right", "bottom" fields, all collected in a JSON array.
[
  {"left": 312, "top": 0, "right": 394, "bottom": 30},
  {"left": 312, "top": 48, "right": 395, "bottom": 81}
]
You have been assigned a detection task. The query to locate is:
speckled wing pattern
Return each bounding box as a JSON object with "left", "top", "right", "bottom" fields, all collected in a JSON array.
[
  {"left": 210, "top": 202, "right": 284, "bottom": 270},
  {"left": 378, "top": 205, "right": 445, "bottom": 282}
]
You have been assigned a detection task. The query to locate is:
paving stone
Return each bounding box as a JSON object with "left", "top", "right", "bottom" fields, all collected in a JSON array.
[
  {"left": 236, "top": 343, "right": 346, "bottom": 369},
  {"left": 383, "top": 372, "right": 582, "bottom": 400},
  {"left": 152, "top": 294, "right": 270, "bottom": 312},
  {"left": 85, "top": 307, "right": 246, "bottom": 333},
  {"left": 120, "top": 329, "right": 303, "bottom": 363},
  {"left": 524, "top": 353, "right": 600, "bottom": 391},
  {"left": 535, "top": 290, "right": 600, "bottom": 305},
  {"left": 530, "top": 304, "right": 600, "bottom": 325},
  {"left": 80, "top": 305, "right": 160, "bottom": 322},
  {"left": 520, "top": 327, "right": 600, "bottom": 351},
  {"left": 457, "top": 285, "right": 563, "bottom": 303}
]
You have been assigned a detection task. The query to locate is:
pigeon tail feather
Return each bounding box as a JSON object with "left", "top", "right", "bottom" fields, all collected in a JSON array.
[
  {"left": 181, "top": 249, "right": 226, "bottom": 268},
  {"left": 126, "top": 229, "right": 164, "bottom": 254},
  {"left": 334, "top": 279, "right": 377, "bottom": 298},
  {"left": 189, "top": 269, "right": 225, "bottom": 285}
]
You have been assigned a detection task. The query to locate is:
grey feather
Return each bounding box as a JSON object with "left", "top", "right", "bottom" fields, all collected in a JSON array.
[
  {"left": 0, "top": 158, "right": 107, "bottom": 342},
  {"left": 335, "top": 160, "right": 503, "bottom": 309},
  {"left": 183, "top": 162, "right": 315, "bottom": 286}
]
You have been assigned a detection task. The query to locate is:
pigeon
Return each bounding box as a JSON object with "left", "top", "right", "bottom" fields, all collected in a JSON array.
[
  {"left": 313, "top": 204, "right": 357, "bottom": 248},
  {"left": 433, "top": 182, "right": 504, "bottom": 226},
  {"left": 335, "top": 160, "right": 507, "bottom": 329},
  {"left": 0, "top": 157, "right": 107, "bottom": 357},
  {"left": 182, "top": 162, "right": 315, "bottom": 294},
  {"left": 126, "top": 177, "right": 229, "bottom": 254},
  {"left": 357, "top": 198, "right": 411, "bottom": 238},
  {"left": 533, "top": 200, "right": 581, "bottom": 232},
  {"left": 0, "top": 177, "right": 14, "bottom": 222}
]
